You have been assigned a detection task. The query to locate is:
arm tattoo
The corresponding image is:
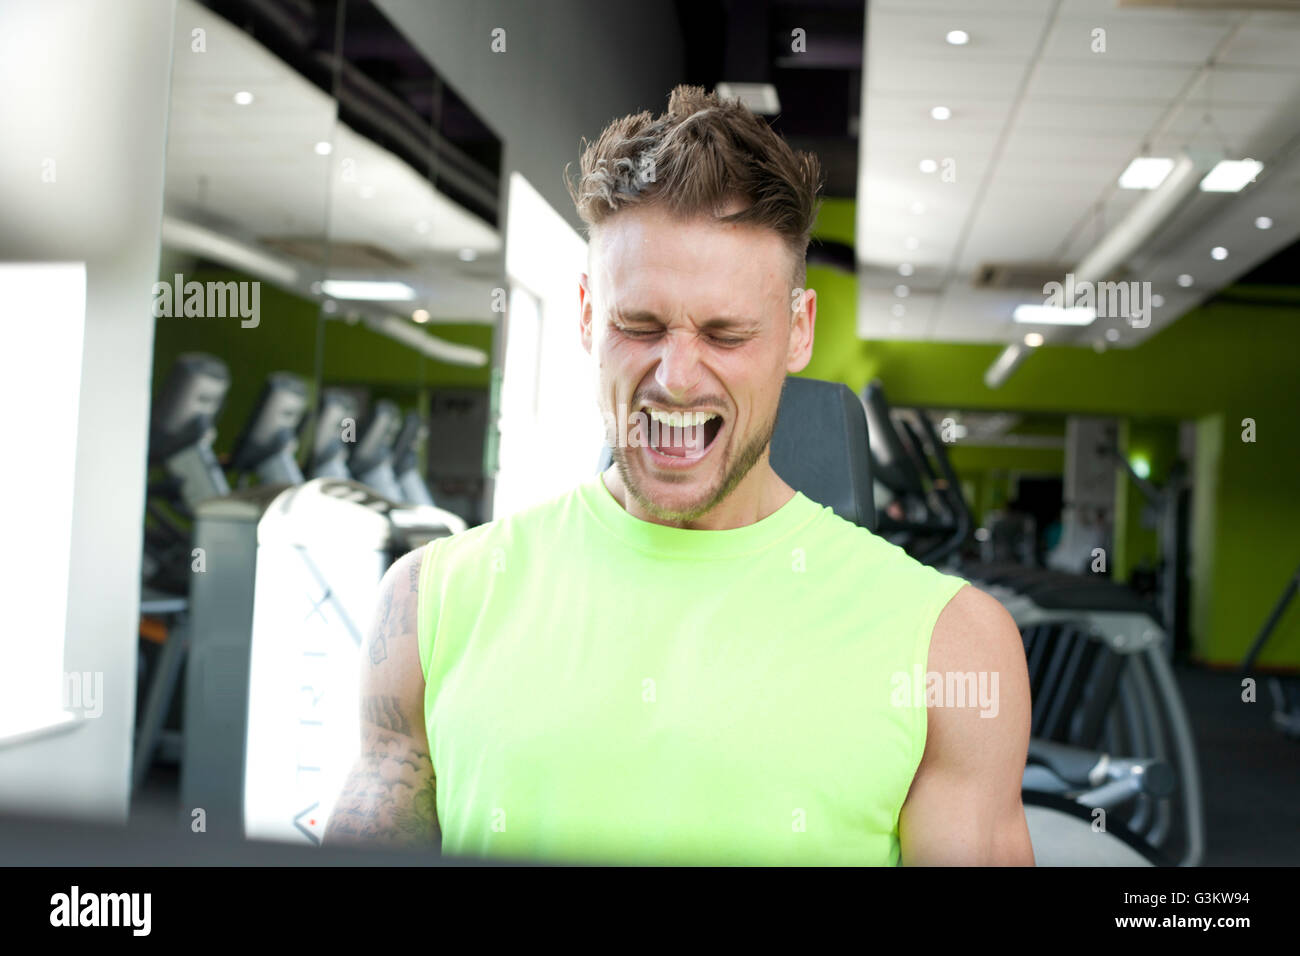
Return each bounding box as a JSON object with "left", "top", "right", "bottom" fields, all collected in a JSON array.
[
  {"left": 368, "top": 555, "right": 422, "bottom": 668},
  {"left": 368, "top": 577, "right": 394, "bottom": 666},
  {"left": 323, "top": 723, "right": 440, "bottom": 849},
  {"left": 403, "top": 555, "right": 420, "bottom": 633},
  {"left": 363, "top": 694, "right": 411, "bottom": 736}
]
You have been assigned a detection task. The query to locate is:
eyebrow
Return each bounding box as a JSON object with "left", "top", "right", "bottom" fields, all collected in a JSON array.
[{"left": 614, "top": 309, "right": 758, "bottom": 330}]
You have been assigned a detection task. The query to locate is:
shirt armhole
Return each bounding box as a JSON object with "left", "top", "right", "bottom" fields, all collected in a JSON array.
[
  {"left": 416, "top": 540, "right": 442, "bottom": 683},
  {"left": 910, "top": 573, "right": 970, "bottom": 771}
]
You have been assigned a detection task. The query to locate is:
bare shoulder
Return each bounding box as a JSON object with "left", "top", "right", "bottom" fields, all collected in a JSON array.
[
  {"left": 921, "top": 583, "right": 1030, "bottom": 762},
  {"left": 929, "top": 584, "right": 1024, "bottom": 674}
]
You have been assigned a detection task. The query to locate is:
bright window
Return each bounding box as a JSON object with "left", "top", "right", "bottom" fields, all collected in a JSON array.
[
  {"left": 495, "top": 174, "right": 603, "bottom": 518},
  {"left": 0, "top": 262, "right": 86, "bottom": 743}
]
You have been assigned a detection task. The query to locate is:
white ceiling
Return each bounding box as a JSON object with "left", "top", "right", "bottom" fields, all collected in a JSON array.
[
  {"left": 856, "top": 0, "right": 1300, "bottom": 349},
  {"left": 163, "top": 0, "right": 502, "bottom": 323}
]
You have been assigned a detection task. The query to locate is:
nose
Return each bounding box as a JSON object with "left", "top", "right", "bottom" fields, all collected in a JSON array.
[{"left": 653, "top": 328, "right": 704, "bottom": 400}]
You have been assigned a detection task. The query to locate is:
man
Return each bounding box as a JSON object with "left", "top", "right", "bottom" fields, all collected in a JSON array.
[{"left": 325, "top": 85, "right": 1034, "bottom": 865}]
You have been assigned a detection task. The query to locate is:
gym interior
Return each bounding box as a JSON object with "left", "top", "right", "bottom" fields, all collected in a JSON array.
[{"left": 2, "top": 0, "right": 1299, "bottom": 871}]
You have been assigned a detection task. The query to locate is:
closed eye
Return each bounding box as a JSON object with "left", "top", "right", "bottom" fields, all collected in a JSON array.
[{"left": 615, "top": 324, "right": 748, "bottom": 346}]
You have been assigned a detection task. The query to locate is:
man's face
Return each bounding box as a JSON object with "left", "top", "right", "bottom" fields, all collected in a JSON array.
[{"left": 579, "top": 201, "right": 814, "bottom": 523}]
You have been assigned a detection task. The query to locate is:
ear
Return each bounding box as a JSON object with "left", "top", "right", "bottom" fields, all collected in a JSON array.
[
  {"left": 579, "top": 272, "right": 594, "bottom": 355},
  {"left": 786, "top": 286, "right": 816, "bottom": 374}
]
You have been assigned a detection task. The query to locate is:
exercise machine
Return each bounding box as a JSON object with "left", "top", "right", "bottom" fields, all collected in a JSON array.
[
  {"left": 392, "top": 409, "right": 438, "bottom": 508},
  {"left": 307, "top": 388, "right": 359, "bottom": 481},
  {"left": 178, "top": 474, "right": 465, "bottom": 843},
  {"left": 136, "top": 352, "right": 234, "bottom": 790},
  {"left": 348, "top": 399, "right": 405, "bottom": 501},
  {"left": 229, "top": 372, "right": 309, "bottom": 486},
  {"left": 141, "top": 352, "right": 231, "bottom": 594}
]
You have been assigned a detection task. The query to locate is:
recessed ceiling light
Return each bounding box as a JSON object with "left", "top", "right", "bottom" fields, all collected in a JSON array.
[
  {"left": 1105, "top": 328, "right": 1120, "bottom": 342},
  {"left": 1255, "top": 216, "right": 1273, "bottom": 230},
  {"left": 412, "top": 309, "right": 430, "bottom": 323},
  {"left": 1199, "top": 159, "right": 1263, "bottom": 193},
  {"left": 1118, "top": 157, "right": 1174, "bottom": 190},
  {"left": 458, "top": 248, "right": 478, "bottom": 262},
  {"left": 1177, "top": 274, "right": 1194, "bottom": 288},
  {"left": 930, "top": 106, "right": 952, "bottom": 121},
  {"left": 1152, "top": 294, "right": 1164, "bottom": 307},
  {"left": 898, "top": 263, "right": 914, "bottom": 277},
  {"left": 1210, "top": 246, "right": 1228, "bottom": 261},
  {"left": 1024, "top": 332, "right": 1044, "bottom": 347},
  {"left": 919, "top": 158, "right": 938, "bottom": 174},
  {"left": 946, "top": 30, "right": 969, "bottom": 45},
  {"left": 1093, "top": 339, "right": 1107, "bottom": 354},
  {"left": 894, "top": 284, "right": 910, "bottom": 298},
  {"left": 321, "top": 280, "right": 416, "bottom": 301},
  {"left": 314, "top": 141, "right": 333, "bottom": 156},
  {"left": 904, "top": 236, "right": 920, "bottom": 250},
  {"left": 890, "top": 304, "right": 905, "bottom": 318},
  {"left": 322, "top": 299, "right": 338, "bottom": 314},
  {"left": 910, "top": 201, "right": 926, "bottom": 215},
  {"left": 1012, "top": 304, "right": 1096, "bottom": 325},
  {"left": 233, "top": 91, "right": 254, "bottom": 105}
]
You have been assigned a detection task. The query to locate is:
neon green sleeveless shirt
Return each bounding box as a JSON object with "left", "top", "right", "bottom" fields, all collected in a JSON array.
[{"left": 417, "top": 474, "right": 967, "bottom": 865}]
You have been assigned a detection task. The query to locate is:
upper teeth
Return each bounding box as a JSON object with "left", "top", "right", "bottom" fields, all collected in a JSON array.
[{"left": 646, "top": 408, "right": 717, "bottom": 428}]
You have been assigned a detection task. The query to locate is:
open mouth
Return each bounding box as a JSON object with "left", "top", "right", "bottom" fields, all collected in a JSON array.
[{"left": 641, "top": 407, "right": 724, "bottom": 462}]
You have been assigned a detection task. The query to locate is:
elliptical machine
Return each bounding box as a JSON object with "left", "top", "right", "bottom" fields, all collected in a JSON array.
[
  {"left": 392, "top": 410, "right": 438, "bottom": 508},
  {"left": 347, "top": 399, "right": 405, "bottom": 501},
  {"left": 229, "top": 372, "right": 310, "bottom": 486},
  {"left": 307, "top": 388, "right": 359, "bottom": 481},
  {"left": 142, "top": 353, "right": 232, "bottom": 595}
]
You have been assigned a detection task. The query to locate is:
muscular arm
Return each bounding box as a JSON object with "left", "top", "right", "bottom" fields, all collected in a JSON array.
[
  {"left": 898, "top": 585, "right": 1035, "bottom": 865},
  {"left": 323, "top": 547, "right": 440, "bottom": 850}
]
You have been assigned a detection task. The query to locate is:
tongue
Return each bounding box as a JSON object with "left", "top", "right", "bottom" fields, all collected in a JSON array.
[{"left": 654, "top": 425, "right": 703, "bottom": 458}]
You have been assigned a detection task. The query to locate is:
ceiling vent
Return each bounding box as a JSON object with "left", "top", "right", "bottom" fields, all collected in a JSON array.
[{"left": 973, "top": 262, "right": 1072, "bottom": 291}]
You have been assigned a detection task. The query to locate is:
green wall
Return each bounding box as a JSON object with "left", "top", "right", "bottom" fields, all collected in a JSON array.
[{"left": 801, "top": 199, "right": 1300, "bottom": 667}]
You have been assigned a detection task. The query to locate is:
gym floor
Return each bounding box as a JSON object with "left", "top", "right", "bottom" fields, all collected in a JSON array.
[
  {"left": 125, "top": 664, "right": 1300, "bottom": 866},
  {"left": 1178, "top": 667, "right": 1300, "bottom": 866}
]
